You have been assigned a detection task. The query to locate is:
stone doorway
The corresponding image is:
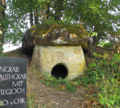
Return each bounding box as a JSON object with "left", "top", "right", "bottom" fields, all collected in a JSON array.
[
  {"left": 51, "top": 63, "right": 68, "bottom": 79},
  {"left": 31, "top": 46, "right": 86, "bottom": 80}
]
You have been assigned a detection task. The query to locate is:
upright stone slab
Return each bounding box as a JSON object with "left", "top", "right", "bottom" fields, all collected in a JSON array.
[
  {"left": 31, "top": 46, "right": 86, "bottom": 80},
  {"left": 0, "top": 57, "right": 27, "bottom": 108}
]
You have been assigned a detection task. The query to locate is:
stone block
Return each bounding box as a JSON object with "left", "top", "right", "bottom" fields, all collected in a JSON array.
[{"left": 31, "top": 45, "right": 86, "bottom": 80}]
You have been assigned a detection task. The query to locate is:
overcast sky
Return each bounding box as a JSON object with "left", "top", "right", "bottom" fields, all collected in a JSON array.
[{"left": 3, "top": 43, "right": 22, "bottom": 52}]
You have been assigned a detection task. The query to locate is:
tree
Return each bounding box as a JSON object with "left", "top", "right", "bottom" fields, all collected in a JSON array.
[
  {"left": 2, "top": 0, "right": 120, "bottom": 46},
  {"left": 3, "top": 0, "right": 67, "bottom": 45},
  {"left": 4, "top": 0, "right": 31, "bottom": 44},
  {"left": 0, "top": 0, "right": 6, "bottom": 54},
  {"left": 65, "top": 0, "right": 120, "bottom": 44}
]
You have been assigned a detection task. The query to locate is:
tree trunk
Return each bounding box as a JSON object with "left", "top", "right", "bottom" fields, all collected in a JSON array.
[
  {"left": 0, "top": 0, "right": 6, "bottom": 53},
  {"left": 54, "top": 0, "right": 64, "bottom": 21},
  {"left": 29, "top": 0, "right": 33, "bottom": 27},
  {"left": 45, "top": 2, "right": 50, "bottom": 20},
  {"left": 34, "top": 9, "right": 38, "bottom": 25},
  {"left": 30, "top": 10, "right": 33, "bottom": 26}
]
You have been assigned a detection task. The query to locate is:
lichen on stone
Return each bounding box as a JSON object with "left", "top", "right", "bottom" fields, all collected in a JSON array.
[
  {"left": 23, "top": 20, "right": 90, "bottom": 50},
  {"left": 26, "top": 20, "right": 89, "bottom": 39}
]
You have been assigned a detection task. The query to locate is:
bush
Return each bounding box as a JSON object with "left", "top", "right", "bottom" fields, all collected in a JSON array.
[
  {"left": 90, "top": 53, "right": 120, "bottom": 107},
  {"left": 39, "top": 52, "right": 120, "bottom": 107},
  {"left": 99, "top": 41, "right": 113, "bottom": 48}
]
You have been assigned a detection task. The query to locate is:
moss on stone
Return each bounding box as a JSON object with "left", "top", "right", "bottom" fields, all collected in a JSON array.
[{"left": 28, "top": 20, "right": 89, "bottom": 39}]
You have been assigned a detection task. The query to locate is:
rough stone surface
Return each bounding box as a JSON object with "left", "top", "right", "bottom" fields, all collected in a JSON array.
[
  {"left": 22, "top": 27, "right": 89, "bottom": 51},
  {"left": 31, "top": 45, "right": 86, "bottom": 80},
  {"left": 23, "top": 24, "right": 88, "bottom": 80}
]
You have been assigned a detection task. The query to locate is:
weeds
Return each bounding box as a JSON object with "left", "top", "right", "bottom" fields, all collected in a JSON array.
[
  {"left": 27, "top": 79, "right": 37, "bottom": 108},
  {"left": 0, "top": 102, "right": 3, "bottom": 106},
  {"left": 98, "top": 77, "right": 120, "bottom": 107},
  {"left": 87, "top": 53, "right": 120, "bottom": 107},
  {"left": 0, "top": 53, "right": 6, "bottom": 57},
  {"left": 39, "top": 73, "right": 77, "bottom": 93},
  {"left": 27, "top": 93, "right": 37, "bottom": 108},
  {"left": 38, "top": 49, "right": 120, "bottom": 107}
]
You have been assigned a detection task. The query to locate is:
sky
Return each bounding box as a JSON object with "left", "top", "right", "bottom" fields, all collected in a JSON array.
[
  {"left": 3, "top": 43, "right": 22, "bottom": 52},
  {"left": 2, "top": 2, "right": 30, "bottom": 53}
]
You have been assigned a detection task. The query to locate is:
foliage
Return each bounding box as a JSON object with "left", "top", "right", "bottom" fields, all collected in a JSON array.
[
  {"left": 27, "top": 93, "right": 37, "bottom": 108},
  {"left": 0, "top": 0, "right": 6, "bottom": 54},
  {"left": 98, "top": 41, "right": 113, "bottom": 48},
  {"left": 68, "top": 0, "right": 120, "bottom": 43},
  {"left": 0, "top": 102, "right": 3, "bottom": 106},
  {"left": 1, "top": 0, "right": 120, "bottom": 45},
  {"left": 89, "top": 53, "right": 120, "bottom": 107},
  {"left": 4, "top": 0, "right": 28, "bottom": 45},
  {"left": 27, "top": 81, "right": 38, "bottom": 108},
  {"left": 98, "top": 78, "right": 120, "bottom": 107},
  {"left": 27, "top": 93, "right": 53, "bottom": 108},
  {"left": 38, "top": 51, "right": 120, "bottom": 107},
  {"left": 0, "top": 53, "right": 6, "bottom": 57},
  {"left": 39, "top": 72, "right": 77, "bottom": 93}
]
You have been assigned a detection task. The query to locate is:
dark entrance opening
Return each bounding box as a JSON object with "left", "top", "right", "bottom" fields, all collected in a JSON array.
[{"left": 51, "top": 64, "right": 68, "bottom": 79}]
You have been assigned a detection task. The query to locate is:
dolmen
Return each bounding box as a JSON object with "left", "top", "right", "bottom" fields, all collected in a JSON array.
[{"left": 22, "top": 22, "right": 89, "bottom": 80}]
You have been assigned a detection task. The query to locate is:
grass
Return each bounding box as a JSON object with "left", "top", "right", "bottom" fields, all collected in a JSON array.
[{"left": 27, "top": 93, "right": 53, "bottom": 108}]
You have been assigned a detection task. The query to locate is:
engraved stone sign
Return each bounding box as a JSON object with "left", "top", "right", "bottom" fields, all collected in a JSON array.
[{"left": 0, "top": 57, "right": 27, "bottom": 108}]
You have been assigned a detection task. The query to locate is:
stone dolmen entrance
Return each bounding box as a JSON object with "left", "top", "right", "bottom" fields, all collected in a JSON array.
[{"left": 22, "top": 22, "right": 89, "bottom": 80}]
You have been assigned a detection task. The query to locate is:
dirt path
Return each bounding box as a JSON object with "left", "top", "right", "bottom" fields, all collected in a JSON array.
[{"left": 5, "top": 48, "right": 89, "bottom": 108}]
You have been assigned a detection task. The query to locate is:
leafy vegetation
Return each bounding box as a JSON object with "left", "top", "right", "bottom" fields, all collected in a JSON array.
[
  {"left": 0, "top": 102, "right": 3, "bottom": 106},
  {"left": 0, "top": 53, "right": 6, "bottom": 57},
  {"left": 98, "top": 41, "right": 113, "bottom": 48},
  {"left": 0, "top": 0, "right": 120, "bottom": 52},
  {"left": 27, "top": 93, "right": 37, "bottom": 108},
  {"left": 38, "top": 45, "right": 120, "bottom": 107},
  {"left": 88, "top": 52, "right": 120, "bottom": 107}
]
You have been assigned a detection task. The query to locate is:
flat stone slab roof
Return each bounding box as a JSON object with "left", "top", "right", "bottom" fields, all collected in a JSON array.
[{"left": 22, "top": 23, "right": 89, "bottom": 51}]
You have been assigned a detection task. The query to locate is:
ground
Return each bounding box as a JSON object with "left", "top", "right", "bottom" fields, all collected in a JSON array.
[{"left": 4, "top": 47, "right": 99, "bottom": 108}]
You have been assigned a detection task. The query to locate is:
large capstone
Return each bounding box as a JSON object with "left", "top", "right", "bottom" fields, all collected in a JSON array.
[{"left": 22, "top": 22, "right": 89, "bottom": 80}]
